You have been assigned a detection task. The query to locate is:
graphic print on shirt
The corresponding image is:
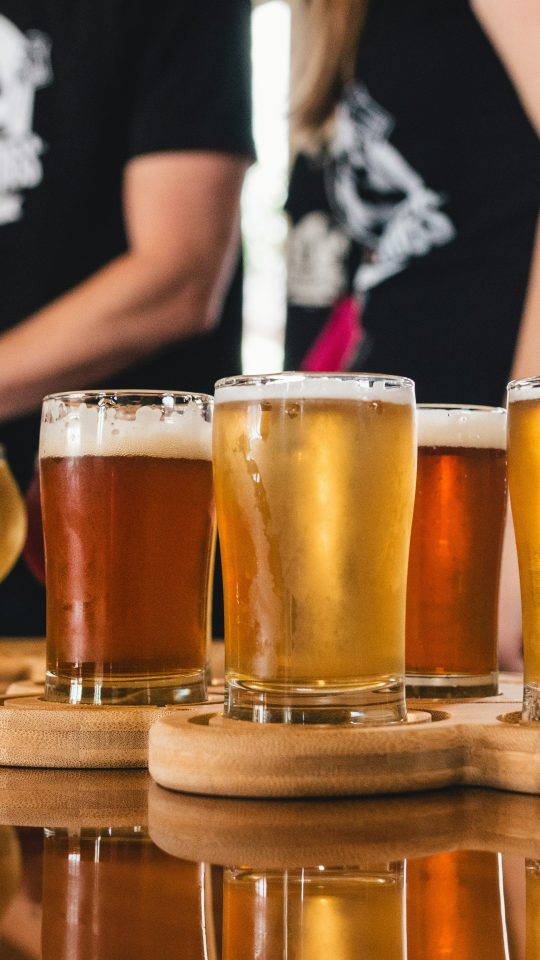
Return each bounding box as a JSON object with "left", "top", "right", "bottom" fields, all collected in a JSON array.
[
  {"left": 0, "top": 14, "right": 52, "bottom": 225},
  {"left": 327, "top": 83, "right": 456, "bottom": 293},
  {"left": 287, "top": 212, "right": 351, "bottom": 307}
]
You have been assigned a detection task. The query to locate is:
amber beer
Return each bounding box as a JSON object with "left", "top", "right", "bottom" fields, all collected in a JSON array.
[
  {"left": 40, "top": 391, "right": 215, "bottom": 705},
  {"left": 406, "top": 406, "right": 507, "bottom": 697},
  {"left": 41, "top": 829, "right": 214, "bottom": 960},
  {"left": 223, "top": 864, "right": 405, "bottom": 960},
  {"left": 407, "top": 851, "right": 508, "bottom": 960},
  {"left": 507, "top": 381, "right": 540, "bottom": 720},
  {"left": 213, "top": 373, "right": 417, "bottom": 724}
]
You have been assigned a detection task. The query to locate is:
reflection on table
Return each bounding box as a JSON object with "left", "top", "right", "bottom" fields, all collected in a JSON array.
[{"left": 1, "top": 774, "right": 540, "bottom": 958}]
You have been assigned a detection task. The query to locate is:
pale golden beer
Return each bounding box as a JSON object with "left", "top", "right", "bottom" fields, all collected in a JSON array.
[
  {"left": 213, "top": 373, "right": 417, "bottom": 724},
  {"left": 507, "top": 379, "right": 540, "bottom": 720},
  {"left": 406, "top": 406, "right": 507, "bottom": 697},
  {"left": 40, "top": 391, "right": 215, "bottom": 705},
  {"left": 223, "top": 864, "right": 405, "bottom": 960},
  {"left": 527, "top": 859, "right": 540, "bottom": 959},
  {"left": 0, "top": 447, "right": 27, "bottom": 582}
]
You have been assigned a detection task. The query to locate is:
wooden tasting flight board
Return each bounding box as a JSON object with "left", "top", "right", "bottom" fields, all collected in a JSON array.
[{"left": 148, "top": 676, "right": 540, "bottom": 799}]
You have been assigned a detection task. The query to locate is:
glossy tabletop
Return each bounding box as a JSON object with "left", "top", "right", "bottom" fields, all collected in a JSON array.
[{"left": 0, "top": 767, "right": 535, "bottom": 959}]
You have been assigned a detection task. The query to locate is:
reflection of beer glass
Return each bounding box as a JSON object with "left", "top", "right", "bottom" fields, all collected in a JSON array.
[
  {"left": 508, "top": 379, "right": 540, "bottom": 721},
  {"left": 527, "top": 859, "right": 540, "bottom": 959},
  {"left": 407, "top": 851, "right": 509, "bottom": 960},
  {"left": 213, "top": 373, "right": 416, "bottom": 724},
  {"left": 40, "top": 391, "right": 215, "bottom": 705},
  {"left": 41, "top": 828, "right": 215, "bottom": 960},
  {"left": 406, "top": 406, "right": 507, "bottom": 698},
  {"left": 0, "top": 446, "right": 27, "bottom": 583},
  {"left": 223, "top": 864, "right": 405, "bottom": 960}
]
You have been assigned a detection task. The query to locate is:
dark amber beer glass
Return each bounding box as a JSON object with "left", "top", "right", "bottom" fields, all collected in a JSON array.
[
  {"left": 406, "top": 851, "right": 509, "bottom": 960},
  {"left": 507, "top": 378, "right": 540, "bottom": 721},
  {"left": 42, "top": 828, "right": 214, "bottom": 960},
  {"left": 406, "top": 406, "right": 507, "bottom": 697},
  {"left": 40, "top": 391, "right": 215, "bottom": 705},
  {"left": 213, "top": 373, "right": 417, "bottom": 724}
]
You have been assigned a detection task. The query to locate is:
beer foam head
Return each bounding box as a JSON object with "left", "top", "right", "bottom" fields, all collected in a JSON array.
[
  {"left": 40, "top": 395, "right": 212, "bottom": 459},
  {"left": 507, "top": 378, "right": 540, "bottom": 402},
  {"left": 215, "top": 373, "right": 415, "bottom": 404},
  {"left": 417, "top": 406, "right": 506, "bottom": 449}
]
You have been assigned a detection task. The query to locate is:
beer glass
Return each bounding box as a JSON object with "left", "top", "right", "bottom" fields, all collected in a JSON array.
[
  {"left": 40, "top": 390, "right": 215, "bottom": 705},
  {"left": 213, "top": 372, "right": 417, "bottom": 724},
  {"left": 406, "top": 405, "right": 507, "bottom": 698},
  {"left": 0, "top": 445, "right": 27, "bottom": 583},
  {"left": 223, "top": 864, "right": 406, "bottom": 960},
  {"left": 507, "top": 377, "right": 540, "bottom": 721},
  {"left": 42, "top": 828, "right": 214, "bottom": 960}
]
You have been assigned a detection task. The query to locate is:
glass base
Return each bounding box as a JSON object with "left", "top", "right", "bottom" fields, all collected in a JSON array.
[
  {"left": 224, "top": 676, "right": 407, "bottom": 725},
  {"left": 523, "top": 681, "right": 540, "bottom": 722},
  {"left": 45, "top": 669, "right": 207, "bottom": 706},
  {"left": 406, "top": 671, "right": 498, "bottom": 699}
]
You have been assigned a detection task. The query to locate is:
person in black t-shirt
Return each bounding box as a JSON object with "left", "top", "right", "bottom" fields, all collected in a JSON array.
[
  {"left": 0, "top": 0, "right": 254, "bottom": 634},
  {"left": 286, "top": 0, "right": 540, "bottom": 668}
]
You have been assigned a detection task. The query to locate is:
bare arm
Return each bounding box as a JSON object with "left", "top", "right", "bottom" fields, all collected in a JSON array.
[
  {"left": 0, "top": 151, "right": 248, "bottom": 421},
  {"left": 471, "top": 0, "right": 540, "bottom": 135}
]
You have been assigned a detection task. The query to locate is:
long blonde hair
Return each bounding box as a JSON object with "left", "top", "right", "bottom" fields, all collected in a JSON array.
[{"left": 292, "top": 0, "right": 369, "bottom": 145}]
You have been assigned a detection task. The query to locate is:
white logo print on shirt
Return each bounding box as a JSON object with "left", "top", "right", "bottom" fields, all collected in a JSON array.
[
  {"left": 0, "top": 14, "right": 52, "bottom": 225},
  {"left": 327, "top": 83, "right": 456, "bottom": 294}
]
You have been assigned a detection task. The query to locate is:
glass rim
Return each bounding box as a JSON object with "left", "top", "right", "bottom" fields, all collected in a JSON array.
[
  {"left": 417, "top": 403, "right": 506, "bottom": 414},
  {"left": 215, "top": 371, "right": 414, "bottom": 390},
  {"left": 507, "top": 376, "right": 540, "bottom": 392},
  {"left": 42, "top": 388, "right": 213, "bottom": 404}
]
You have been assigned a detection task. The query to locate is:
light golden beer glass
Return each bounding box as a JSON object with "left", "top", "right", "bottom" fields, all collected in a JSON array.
[
  {"left": 507, "top": 377, "right": 540, "bottom": 721},
  {"left": 223, "top": 864, "right": 406, "bottom": 960},
  {"left": 40, "top": 390, "right": 215, "bottom": 705},
  {"left": 213, "top": 372, "right": 417, "bottom": 724},
  {"left": 406, "top": 405, "right": 507, "bottom": 697},
  {"left": 0, "top": 445, "right": 27, "bottom": 582}
]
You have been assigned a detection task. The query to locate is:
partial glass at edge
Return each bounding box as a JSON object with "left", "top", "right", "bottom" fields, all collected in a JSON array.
[
  {"left": 40, "top": 390, "right": 215, "bottom": 705},
  {"left": 213, "top": 372, "right": 417, "bottom": 725},
  {"left": 406, "top": 405, "right": 507, "bottom": 699},
  {"left": 508, "top": 378, "right": 540, "bottom": 721}
]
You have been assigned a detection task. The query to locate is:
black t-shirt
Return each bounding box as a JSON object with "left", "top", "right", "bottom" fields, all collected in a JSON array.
[
  {"left": 286, "top": 0, "right": 540, "bottom": 405},
  {"left": 0, "top": 0, "right": 253, "bottom": 632}
]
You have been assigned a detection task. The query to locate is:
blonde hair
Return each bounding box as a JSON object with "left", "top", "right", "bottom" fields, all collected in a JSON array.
[{"left": 293, "top": 0, "right": 369, "bottom": 146}]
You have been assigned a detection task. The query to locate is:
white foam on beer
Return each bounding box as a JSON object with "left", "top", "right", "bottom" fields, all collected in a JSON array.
[
  {"left": 40, "top": 401, "right": 212, "bottom": 460},
  {"left": 507, "top": 381, "right": 540, "bottom": 403},
  {"left": 417, "top": 408, "right": 506, "bottom": 449},
  {"left": 215, "top": 376, "right": 414, "bottom": 404}
]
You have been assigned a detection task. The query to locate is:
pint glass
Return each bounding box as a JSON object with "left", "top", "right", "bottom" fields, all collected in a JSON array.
[
  {"left": 406, "top": 406, "right": 507, "bottom": 697},
  {"left": 40, "top": 390, "right": 215, "bottom": 705},
  {"left": 213, "top": 372, "right": 417, "bottom": 724},
  {"left": 507, "top": 378, "right": 540, "bottom": 720}
]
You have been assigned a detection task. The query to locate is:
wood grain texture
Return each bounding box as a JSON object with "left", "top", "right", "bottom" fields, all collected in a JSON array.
[
  {"left": 0, "top": 768, "right": 150, "bottom": 827},
  {"left": 149, "top": 784, "right": 540, "bottom": 867},
  {"left": 149, "top": 678, "right": 533, "bottom": 799},
  {"left": 0, "top": 697, "right": 169, "bottom": 769}
]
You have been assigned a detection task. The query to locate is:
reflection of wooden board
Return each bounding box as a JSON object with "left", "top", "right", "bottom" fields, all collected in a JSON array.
[
  {"left": 149, "top": 677, "right": 536, "bottom": 799},
  {"left": 0, "top": 768, "right": 150, "bottom": 827},
  {"left": 0, "top": 638, "right": 45, "bottom": 693},
  {"left": 149, "top": 784, "right": 540, "bottom": 867}
]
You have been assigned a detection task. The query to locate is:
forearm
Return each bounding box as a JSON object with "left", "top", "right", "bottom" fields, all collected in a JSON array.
[
  {"left": 0, "top": 243, "right": 234, "bottom": 421},
  {"left": 510, "top": 216, "right": 540, "bottom": 382}
]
